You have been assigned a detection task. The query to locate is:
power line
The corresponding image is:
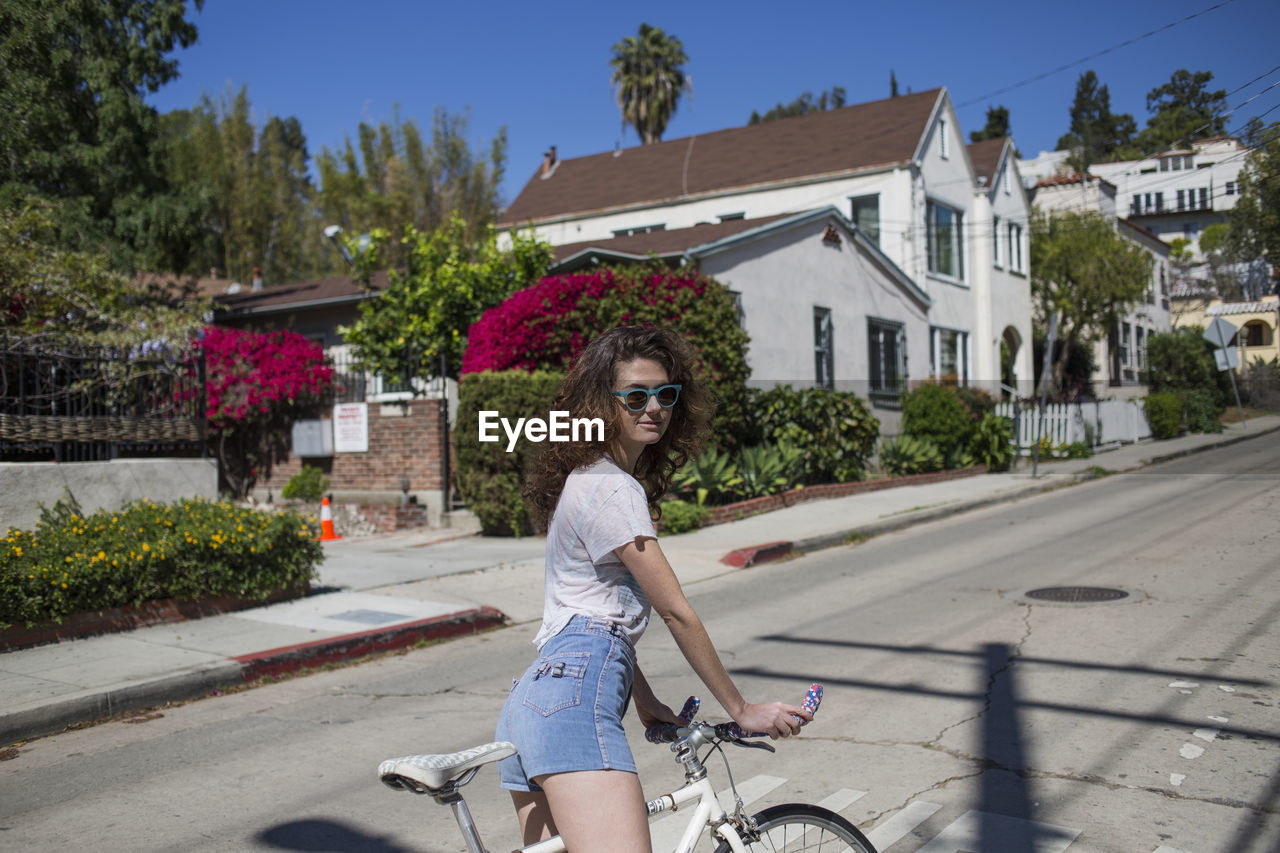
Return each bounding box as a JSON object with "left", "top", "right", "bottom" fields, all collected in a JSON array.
[{"left": 957, "top": 0, "right": 1240, "bottom": 108}]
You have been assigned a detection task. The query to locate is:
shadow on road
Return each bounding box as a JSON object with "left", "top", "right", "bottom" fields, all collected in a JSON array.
[{"left": 256, "top": 819, "right": 419, "bottom": 853}]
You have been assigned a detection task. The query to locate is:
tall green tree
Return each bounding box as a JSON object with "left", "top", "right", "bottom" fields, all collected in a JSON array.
[
  {"left": 160, "top": 88, "right": 317, "bottom": 285},
  {"left": 316, "top": 109, "right": 506, "bottom": 271},
  {"left": 1030, "top": 210, "right": 1154, "bottom": 394},
  {"left": 748, "top": 87, "right": 846, "bottom": 125},
  {"left": 338, "top": 218, "right": 552, "bottom": 382},
  {"left": 1227, "top": 123, "right": 1280, "bottom": 297},
  {"left": 1137, "top": 69, "right": 1227, "bottom": 154},
  {"left": 970, "top": 106, "right": 1011, "bottom": 142},
  {"left": 1056, "top": 71, "right": 1138, "bottom": 170},
  {"left": 609, "top": 23, "right": 692, "bottom": 145},
  {"left": 0, "top": 0, "right": 203, "bottom": 270}
]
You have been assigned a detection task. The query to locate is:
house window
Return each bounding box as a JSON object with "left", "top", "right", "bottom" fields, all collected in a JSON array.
[
  {"left": 930, "top": 327, "right": 969, "bottom": 385},
  {"left": 1198, "top": 187, "right": 1209, "bottom": 210},
  {"left": 727, "top": 289, "right": 745, "bottom": 328},
  {"left": 992, "top": 215, "right": 1002, "bottom": 267},
  {"left": 939, "top": 119, "right": 949, "bottom": 159},
  {"left": 868, "top": 319, "right": 906, "bottom": 395},
  {"left": 1003, "top": 166, "right": 1012, "bottom": 195},
  {"left": 1007, "top": 221, "right": 1024, "bottom": 273},
  {"left": 926, "top": 200, "right": 964, "bottom": 280},
  {"left": 1135, "top": 326, "right": 1146, "bottom": 373},
  {"left": 611, "top": 223, "right": 666, "bottom": 237},
  {"left": 814, "top": 307, "right": 834, "bottom": 390},
  {"left": 850, "top": 194, "right": 880, "bottom": 245},
  {"left": 1226, "top": 181, "right": 1237, "bottom": 196},
  {"left": 718, "top": 212, "right": 745, "bottom": 222},
  {"left": 1176, "top": 189, "right": 1186, "bottom": 211}
]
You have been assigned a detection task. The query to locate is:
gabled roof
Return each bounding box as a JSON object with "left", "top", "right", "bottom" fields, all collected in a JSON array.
[
  {"left": 500, "top": 89, "right": 944, "bottom": 227},
  {"left": 550, "top": 214, "right": 795, "bottom": 267},
  {"left": 549, "top": 208, "right": 931, "bottom": 311},
  {"left": 966, "top": 137, "right": 1008, "bottom": 189},
  {"left": 214, "top": 270, "right": 391, "bottom": 316}
]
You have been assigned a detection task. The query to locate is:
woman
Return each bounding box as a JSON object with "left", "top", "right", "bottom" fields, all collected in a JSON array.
[{"left": 495, "top": 326, "right": 810, "bottom": 852}]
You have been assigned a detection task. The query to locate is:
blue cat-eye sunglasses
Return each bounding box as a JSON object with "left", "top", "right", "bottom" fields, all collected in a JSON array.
[{"left": 611, "top": 384, "right": 682, "bottom": 412}]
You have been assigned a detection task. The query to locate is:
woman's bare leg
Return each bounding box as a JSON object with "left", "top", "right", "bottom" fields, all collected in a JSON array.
[
  {"left": 512, "top": 790, "right": 557, "bottom": 846},
  {"left": 537, "top": 769, "right": 651, "bottom": 852}
]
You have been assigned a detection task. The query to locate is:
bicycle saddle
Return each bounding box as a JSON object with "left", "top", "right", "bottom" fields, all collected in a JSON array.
[{"left": 379, "top": 741, "right": 517, "bottom": 792}]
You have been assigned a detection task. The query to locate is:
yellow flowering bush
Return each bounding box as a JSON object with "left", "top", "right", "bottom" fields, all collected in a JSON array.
[{"left": 1, "top": 497, "right": 322, "bottom": 628}]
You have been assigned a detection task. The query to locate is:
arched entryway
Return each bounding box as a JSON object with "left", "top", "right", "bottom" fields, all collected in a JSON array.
[{"left": 1000, "top": 326, "right": 1022, "bottom": 399}]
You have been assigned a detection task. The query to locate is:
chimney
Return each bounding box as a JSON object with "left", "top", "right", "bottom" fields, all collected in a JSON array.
[
  {"left": 541, "top": 146, "right": 558, "bottom": 178},
  {"left": 251, "top": 267, "right": 263, "bottom": 291}
]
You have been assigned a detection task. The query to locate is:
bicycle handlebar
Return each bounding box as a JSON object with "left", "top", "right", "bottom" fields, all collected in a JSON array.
[{"left": 644, "top": 684, "right": 823, "bottom": 745}]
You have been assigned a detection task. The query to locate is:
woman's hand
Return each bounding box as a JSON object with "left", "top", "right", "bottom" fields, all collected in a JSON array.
[
  {"left": 733, "top": 701, "right": 812, "bottom": 740},
  {"left": 635, "top": 696, "right": 682, "bottom": 730}
]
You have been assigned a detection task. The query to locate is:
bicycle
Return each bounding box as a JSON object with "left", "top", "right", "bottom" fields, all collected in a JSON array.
[{"left": 378, "top": 684, "right": 878, "bottom": 853}]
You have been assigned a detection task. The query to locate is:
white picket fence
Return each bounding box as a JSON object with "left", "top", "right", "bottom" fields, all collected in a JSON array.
[{"left": 994, "top": 399, "right": 1151, "bottom": 453}]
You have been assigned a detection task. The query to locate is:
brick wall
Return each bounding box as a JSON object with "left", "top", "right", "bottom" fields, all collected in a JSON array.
[{"left": 259, "top": 399, "right": 452, "bottom": 523}]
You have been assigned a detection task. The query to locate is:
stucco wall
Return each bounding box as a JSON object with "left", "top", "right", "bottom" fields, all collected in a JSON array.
[{"left": 1, "top": 458, "right": 218, "bottom": 532}]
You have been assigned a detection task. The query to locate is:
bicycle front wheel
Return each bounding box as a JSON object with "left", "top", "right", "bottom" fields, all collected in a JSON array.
[{"left": 713, "top": 803, "right": 878, "bottom": 853}]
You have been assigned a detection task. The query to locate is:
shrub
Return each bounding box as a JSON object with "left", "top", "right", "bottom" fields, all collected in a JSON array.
[
  {"left": 1243, "top": 357, "right": 1280, "bottom": 409},
  {"left": 462, "top": 265, "right": 753, "bottom": 450},
  {"left": 879, "top": 435, "right": 944, "bottom": 477},
  {"left": 748, "top": 385, "right": 879, "bottom": 483},
  {"left": 673, "top": 447, "right": 740, "bottom": 506},
  {"left": 1182, "top": 389, "right": 1225, "bottom": 434},
  {"left": 454, "top": 370, "right": 563, "bottom": 536},
  {"left": 734, "top": 442, "right": 803, "bottom": 499},
  {"left": 1144, "top": 392, "right": 1183, "bottom": 439},
  {"left": 970, "top": 413, "right": 1015, "bottom": 472},
  {"left": 281, "top": 465, "right": 329, "bottom": 502},
  {"left": 953, "top": 386, "right": 996, "bottom": 424},
  {"left": 900, "top": 384, "right": 973, "bottom": 463},
  {"left": 1147, "top": 327, "right": 1231, "bottom": 410},
  {"left": 659, "top": 500, "right": 708, "bottom": 535},
  {"left": 198, "top": 326, "right": 334, "bottom": 499},
  {"left": 0, "top": 495, "right": 321, "bottom": 628}
]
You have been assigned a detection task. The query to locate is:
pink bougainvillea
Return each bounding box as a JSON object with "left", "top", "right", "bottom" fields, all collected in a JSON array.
[
  {"left": 196, "top": 326, "right": 334, "bottom": 497},
  {"left": 461, "top": 269, "right": 713, "bottom": 375},
  {"left": 199, "top": 327, "right": 333, "bottom": 428}
]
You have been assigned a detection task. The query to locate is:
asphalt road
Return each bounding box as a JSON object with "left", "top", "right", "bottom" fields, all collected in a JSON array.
[{"left": 2, "top": 436, "right": 1277, "bottom": 852}]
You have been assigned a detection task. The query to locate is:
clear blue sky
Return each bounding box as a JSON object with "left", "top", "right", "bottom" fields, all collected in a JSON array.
[{"left": 147, "top": 0, "right": 1280, "bottom": 208}]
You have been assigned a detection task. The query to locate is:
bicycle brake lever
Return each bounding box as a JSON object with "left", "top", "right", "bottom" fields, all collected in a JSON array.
[{"left": 730, "top": 738, "right": 776, "bottom": 753}]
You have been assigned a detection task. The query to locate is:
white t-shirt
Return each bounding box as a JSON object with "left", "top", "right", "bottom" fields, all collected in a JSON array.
[{"left": 532, "top": 455, "right": 657, "bottom": 649}]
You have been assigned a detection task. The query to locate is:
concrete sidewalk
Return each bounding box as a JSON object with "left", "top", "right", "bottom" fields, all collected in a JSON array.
[{"left": 3, "top": 415, "right": 1277, "bottom": 745}]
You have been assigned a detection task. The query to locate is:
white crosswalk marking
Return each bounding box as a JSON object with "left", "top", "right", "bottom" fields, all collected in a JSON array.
[
  {"left": 815, "top": 788, "right": 868, "bottom": 814},
  {"left": 647, "top": 774, "right": 785, "bottom": 852},
  {"left": 916, "top": 809, "right": 1080, "bottom": 853},
  {"left": 867, "top": 801, "right": 942, "bottom": 850}
]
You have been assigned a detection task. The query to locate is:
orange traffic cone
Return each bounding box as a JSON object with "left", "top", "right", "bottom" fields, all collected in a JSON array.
[{"left": 318, "top": 496, "right": 342, "bottom": 541}]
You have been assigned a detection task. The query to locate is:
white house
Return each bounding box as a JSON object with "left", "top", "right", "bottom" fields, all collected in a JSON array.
[
  {"left": 1028, "top": 173, "right": 1172, "bottom": 397},
  {"left": 499, "top": 88, "right": 1035, "bottom": 405}
]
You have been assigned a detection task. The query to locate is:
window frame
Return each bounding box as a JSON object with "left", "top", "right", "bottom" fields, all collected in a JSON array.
[
  {"left": 868, "top": 318, "right": 907, "bottom": 396},
  {"left": 814, "top": 307, "right": 835, "bottom": 390},
  {"left": 925, "top": 199, "right": 965, "bottom": 281},
  {"left": 849, "top": 194, "right": 881, "bottom": 246},
  {"left": 929, "top": 326, "right": 970, "bottom": 386},
  {"left": 1007, "top": 221, "right": 1025, "bottom": 274}
]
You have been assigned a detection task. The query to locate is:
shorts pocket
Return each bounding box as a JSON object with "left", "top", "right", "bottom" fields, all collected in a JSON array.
[{"left": 522, "top": 651, "right": 591, "bottom": 717}]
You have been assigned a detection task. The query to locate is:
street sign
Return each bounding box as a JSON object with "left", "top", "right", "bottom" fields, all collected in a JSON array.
[
  {"left": 1214, "top": 347, "right": 1240, "bottom": 371},
  {"left": 1203, "top": 316, "right": 1237, "bottom": 349}
]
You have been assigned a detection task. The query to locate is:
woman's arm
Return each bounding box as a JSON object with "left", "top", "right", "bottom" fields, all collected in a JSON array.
[{"left": 616, "top": 536, "right": 810, "bottom": 739}]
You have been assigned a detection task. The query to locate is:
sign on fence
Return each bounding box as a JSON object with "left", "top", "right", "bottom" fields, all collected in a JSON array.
[{"left": 333, "top": 403, "right": 369, "bottom": 453}]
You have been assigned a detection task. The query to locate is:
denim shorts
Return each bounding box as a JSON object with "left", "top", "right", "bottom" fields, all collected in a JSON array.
[{"left": 495, "top": 615, "right": 637, "bottom": 792}]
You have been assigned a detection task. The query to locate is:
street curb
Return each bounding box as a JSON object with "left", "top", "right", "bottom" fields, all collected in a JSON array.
[
  {"left": 1, "top": 606, "right": 507, "bottom": 745},
  {"left": 1143, "top": 422, "right": 1280, "bottom": 466}
]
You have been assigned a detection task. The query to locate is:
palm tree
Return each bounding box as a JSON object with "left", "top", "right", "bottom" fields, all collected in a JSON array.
[{"left": 609, "top": 24, "right": 692, "bottom": 145}]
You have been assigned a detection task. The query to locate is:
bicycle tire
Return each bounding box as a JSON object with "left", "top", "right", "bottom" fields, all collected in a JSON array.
[{"left": 711, "top": 802, "right": 878, "bottom": 853}]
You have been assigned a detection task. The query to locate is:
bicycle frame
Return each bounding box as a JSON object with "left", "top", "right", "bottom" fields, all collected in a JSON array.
[{"left": 516, "top": 770, "right": 745, "bottom": 853}]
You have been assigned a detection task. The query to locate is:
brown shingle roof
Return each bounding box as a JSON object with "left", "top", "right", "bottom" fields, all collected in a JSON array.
[
  {"left": 550, "top": 214, "right": 797, "bottom": 265},
  {"left": 500, "top": 89, "right": 943, "bottom": 227},
  {"left": 215, "top": 270, "right": 391, "bottom": 315},
  {"left": 966, "top": 137, "right": 1007, "bottom": 187}
]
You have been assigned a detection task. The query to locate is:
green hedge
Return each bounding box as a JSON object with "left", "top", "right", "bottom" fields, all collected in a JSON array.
[
  {"left": 454, "top": 370, "right": 564, "bottom": 535},
  {"left": 748, "top": 385, "right": 879, "bottom": 483},
  {"left": 1144, "top": 392, "right": 1182, "bottom": 439},
  {"left": 1, "top": 497, "right": 322, "bottom": 628},
  {"left": 900, "top": 383, "right": 974, "bottom": 462}
]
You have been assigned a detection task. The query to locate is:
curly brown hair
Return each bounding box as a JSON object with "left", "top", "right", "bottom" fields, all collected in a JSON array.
[{"left": 522, "top": 326, "right": 713, "bottom": 530}]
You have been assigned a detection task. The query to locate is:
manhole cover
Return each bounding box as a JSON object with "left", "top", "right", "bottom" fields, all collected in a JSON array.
[{"left": 1026, "top": 586, "right": 1129, "bottom": 603}]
